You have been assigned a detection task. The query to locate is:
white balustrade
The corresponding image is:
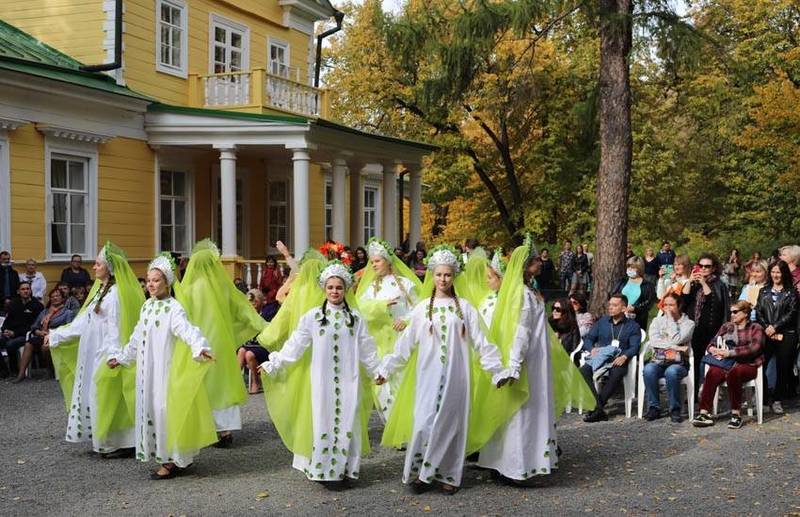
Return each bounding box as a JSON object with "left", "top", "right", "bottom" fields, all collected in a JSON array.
[
  {"left": 203, "top": 72, "right": 251, "bottom": 107},
  {"left": 199, "top": 70, "right": 321, "bottom": 117},
  {"left": 265, "top": 74, "right": 320, "bottom": 117}
]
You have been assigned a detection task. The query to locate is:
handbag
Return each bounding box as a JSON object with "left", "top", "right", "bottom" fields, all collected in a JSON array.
[
  {"left": 701, "top": 336, "right": 736, "bottom": 371},
  {"left": 652, "top": 347, "right": 683, "bottom": 365}
]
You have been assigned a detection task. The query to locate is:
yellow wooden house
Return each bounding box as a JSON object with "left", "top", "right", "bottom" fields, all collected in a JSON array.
[{"left": 0, "top": 0, "right": 433, "bottom": 286}]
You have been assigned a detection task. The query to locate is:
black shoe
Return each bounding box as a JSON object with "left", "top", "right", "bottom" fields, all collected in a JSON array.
[
  {"left": 465, "top": 452, "right": 479, "bottom": 462},
  {"left": 727, "top": 414, "right": 743, "bottom": 429},
  {"left": 644, "top": 407, "right": 661, "bottom": 421},
  {"left": 102, "top": 447, "right": 135, "bottom": 459},
  {"left": 583, "top": 409, "right": 608, "bottom": 423},
  {"left": 150, "top": 464, "right": 179, "bottom": 480},
  {"left": 410, "top": 480, "right": 430, "bottom": 494},
  {"left": 691, "top": 413, "right": 714, "bottom": 427},
  {"left": 214, "top": 433, "right": 233, "bottom": 448},
  {"left": 669, "top": 410, "right": 683, "bottom": 423}
]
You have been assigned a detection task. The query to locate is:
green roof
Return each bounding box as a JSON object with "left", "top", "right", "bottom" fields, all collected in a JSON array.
[{"left": 0, "top": 19, "right": 151, "bottom": 102}]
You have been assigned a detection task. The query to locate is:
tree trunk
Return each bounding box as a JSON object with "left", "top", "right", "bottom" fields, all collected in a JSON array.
[{"left": 589, "top": 0, "right": 633, "bottom": 315}]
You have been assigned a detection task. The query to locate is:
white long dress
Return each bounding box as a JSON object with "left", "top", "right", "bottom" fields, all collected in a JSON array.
[
  {"left": 49, "top": 285, "right": 133, "bottom": 453},
  {"left": 359, "top": 274, "right": 417, "bottom": 420},
  {"left": 112, "top": 297, "right": 210, "bottom": 467},
  {"left": 478, "top": 292, "right": 498, "bottom": 328},
  {"left": 261, "top": 303, "right": 380, "bottom": 481},
  {"left": 478, "top": 288, "right": 558, "bottom": 480},
  {"left": 379, "top": 297, "right": 507, "bottom": 487}
]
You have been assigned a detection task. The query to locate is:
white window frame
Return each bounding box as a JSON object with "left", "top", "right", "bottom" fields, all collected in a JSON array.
[
  {"left": 363, "top": 184, "right": 379, "bottom": 244},
  {"left": 266, "top": 179, "right": 291, "bottom": 252},
  {"left": 209, "top": 13, "right": 250, "bottom": 74},
  {"left": 158, "top": 169, "right": 192, "bottom": 255},
  {"left": 0, "top": 133, "right": 10, "bottom": 253},
  {"left": 155, "top": 0, "right": 188, "bottom": 78},
  {"left": 44, "top": 140, "right": 98, "bottom": 260},
  {"left": 324, "top": 177, "right": 333, "bottom": 242},
  {"left": 268, "top": 37, "right": 290, "bottom": 78}
]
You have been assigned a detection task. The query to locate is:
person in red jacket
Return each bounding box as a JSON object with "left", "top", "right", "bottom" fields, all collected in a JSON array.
[{"left": 259, "top": 255, "right": 283, "bottom": 307}]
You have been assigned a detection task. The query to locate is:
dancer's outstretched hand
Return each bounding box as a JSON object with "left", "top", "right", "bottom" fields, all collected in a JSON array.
[
  {"left": 496, "top": 377, "right": 515, "bottom": 388},
  {"left": 107, "top": 358, "right": 120, "bottom": 369},
  {"left": 199, "top": 350, "right": 214, "bottom": 361},
  {"left": 375, "top": 376, "right": 387, "bottom": 386}
]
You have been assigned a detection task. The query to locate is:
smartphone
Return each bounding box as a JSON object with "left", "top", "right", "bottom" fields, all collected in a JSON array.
[
  {"left": 664, "top": 265, "right": 674, "bottom": 276},
  {"left": 692, "top": 265, "right": 701, "bottom": 275}
]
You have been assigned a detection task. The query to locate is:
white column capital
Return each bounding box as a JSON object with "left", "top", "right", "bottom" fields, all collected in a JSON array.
[{"left": 291, "top": 148, "right": 311, "bottom": 161}]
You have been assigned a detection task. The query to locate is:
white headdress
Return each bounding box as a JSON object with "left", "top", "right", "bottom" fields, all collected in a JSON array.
[
  {"left": 148, "top": 253, "right": 177, "bottom": 285},
  {"left": 97, "top": 243, "right": 114, "bottom": 276},
  {"left": 490, "top": 247, "right": 506, "bottom": 277},
  {"left": 318, "top": 261, "right": 354, "bottom": 289},
  {"left": 426, "top": 246, "right": 462, "bottom": 274},
  {"left": 367, "top": 237, "right": 392, "bottom": 261}
]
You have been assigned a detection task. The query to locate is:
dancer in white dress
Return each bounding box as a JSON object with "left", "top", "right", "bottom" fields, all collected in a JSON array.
[
  {"left": 478, "top": 248, "right": 507, "bottom": 326},
  {"left": 46, "top": 242, "right": 144, "bottom": 455},
  {"left": 108, "top": 254, "right": 215, "bottom": 480},
  {"left": 260, "top": 261, "right": 381, "bottom": 485},
  {"left": 378, "top": 245, "right": 513, "bottom": 494}
]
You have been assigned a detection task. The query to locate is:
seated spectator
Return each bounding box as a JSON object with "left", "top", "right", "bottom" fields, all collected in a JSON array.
[
  {"left": 137, "top": 277, "right": 150, "bottom": 299},
  {"left": 656, "top": 254, "right": 691, "bottom": 310},
  {"left": 548, "top": 298, "right": 581, "bottom": 355},
  {"left": 259, "top": 255, "right": 283, "bottom": 319},
  {"left": 13, "top": 288, "right": 74, "bottom": 383},
  {"left": 580, "top": 293, "right": 642, "bottom": 422},
  {"left": 0, "top": 250, "right": 20, "bottom": 305},
  {"left": 237, "top": 289, "right": 270, "bottom": 394},
  {"left": 778, "top": 245, "right": 800, "bottom": 289},
  {"left": 408, "top": 248, "right": 427, "bottom": 282},
  {"left": 71, "top": 285, "right": 88, "bottom": 307},
  {"left": 0, "top": 282, "right": 44, "bottom": 377},
  {"left": 234, "top": 277, "right": 247, "bottom": 294},
  {"left": 642, "top": 293, "right": 695, "bottom": 422},
  {"left": 739, "top": 260, "right": 768, "bottom": 320},
  {"left": 569, "top": 292, "right": 595, "bottom": 337},
  {"left": 58, "top": 282, "right": 81, "bottom": 312},
  {"left": 613, "top": 256, "right": 656, "bottom": 330},
  {"left": 351, "top": 247, "right": 368, "bottom": 273},
  {"left": 19, "top": 259, "right": 47, "bottom": 302},
  {"left": 60, "top": 254, "right": 91, "bottom": 290},
  {"left": 755, "top": 260, "right": 798, "bottom": 415},
  {"left": 692, "top": 300, "right": 764, "bottom": 429}
]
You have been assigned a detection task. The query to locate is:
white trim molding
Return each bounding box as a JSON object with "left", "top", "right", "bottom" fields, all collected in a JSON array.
[
  {"left": 102, "top": 0, "right": 125, "bottom": 85},
  {"left": 37, "top": 124, "right": 113, "bottom": 144},
  {"left": 208, "top": 13, "right": 251, "bottom": 74},
  {"left": 155, "top": 0, "right": 189, "bottom": 78},
  {"left": 279, "top": 0, "right": 334, "bottom": 35},
  {"left": 0, "top": 131, "right": 11, "bottom": 253},
  {"left": 0, "top": 117, "right": 26, "bottom": 131}
]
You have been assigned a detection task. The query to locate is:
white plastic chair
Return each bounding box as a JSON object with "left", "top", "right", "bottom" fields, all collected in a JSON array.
[
  {"left": 571, "top": 328, "right": 645, "bottom": 418},
  {"left": 704, "top": 362, "right": 763, "bottom": 424},
  {"left": 636, "top": 341, "right": 694, "bottom": 420}
]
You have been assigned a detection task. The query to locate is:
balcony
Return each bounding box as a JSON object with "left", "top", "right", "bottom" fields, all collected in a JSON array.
[{"left": 188, "top": 68, "right": 329, "bottom": 118}]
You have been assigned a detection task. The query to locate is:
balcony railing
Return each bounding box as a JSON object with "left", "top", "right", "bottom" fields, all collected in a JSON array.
[{"left": 189, "top": 68, "right": 328, "bottom": 118}]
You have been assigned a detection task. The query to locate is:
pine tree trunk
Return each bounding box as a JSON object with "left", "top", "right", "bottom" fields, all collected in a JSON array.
[{"left": 589, "top": 0, "right": 633, "bottom": 314}]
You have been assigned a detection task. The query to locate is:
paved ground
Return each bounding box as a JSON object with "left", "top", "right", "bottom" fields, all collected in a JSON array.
[{"left": 2, "top": 377, "right": 799, "bottom": 517}]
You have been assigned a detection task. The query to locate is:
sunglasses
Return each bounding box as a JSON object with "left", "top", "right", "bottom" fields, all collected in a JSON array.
[
  {"left": 552, "top": 307, "right": 563, "bottom": 313},
  {"left": 698, "top": 264, "right": 713, "bottom": 269},
  {"left": 730, "top": 309, "right": 741, "bottom": 314}
]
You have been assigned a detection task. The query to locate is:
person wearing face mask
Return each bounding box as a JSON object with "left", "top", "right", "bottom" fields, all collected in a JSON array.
[
  {"left": 0, "top": 250, "right": 20, "bottom": 305},
  {"left": 612, "top": 256, "right": 656, "bottom": 331}
]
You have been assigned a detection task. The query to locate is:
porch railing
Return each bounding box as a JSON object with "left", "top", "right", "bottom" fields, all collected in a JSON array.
[{"left": 190, "top": 68, "right": 327, "bottom": 118}]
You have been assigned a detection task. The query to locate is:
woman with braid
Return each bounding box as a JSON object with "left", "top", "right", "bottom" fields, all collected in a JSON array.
[
  {"left": 356, "top": 238, "right": 421, "bottom": 420},
  {"left": 45, "top": 242, "right": 144, "bottom": 456},
  {"left": 377, "top": 245, "right": 513, "bottom": 495},
  {"left": 258, "top": 260, "right": 381, "bottom": 487}
]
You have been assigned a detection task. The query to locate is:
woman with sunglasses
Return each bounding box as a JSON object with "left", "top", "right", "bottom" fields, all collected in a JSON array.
[
  {"left": 549, "top": 298, "right": 580, "bottom": 355},
  {"left": 684, "top": 253, "right": 730, "bottom": 390},
  {"left": 568, "top": 293, "right": 595, "bottom": 337}
]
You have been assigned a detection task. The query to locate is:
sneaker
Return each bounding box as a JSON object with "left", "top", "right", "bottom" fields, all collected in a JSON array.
[
  {"left": 727, "top": 414, "right": 743, "bottom": 429},
  {"left": 771, "top": 401, "right": 784, "bottom": 415},
  {"left": 644, "top": 407, "right": 661, "bottom": 421},
  {"left": 691, "top": 413, "right": 714, "bottom": 427},
  {"left": 669, "top": 410, "right": 683, "bottom": 423},
  {"left": 583, "top": 409, "right": 608, "bottom": 423}
]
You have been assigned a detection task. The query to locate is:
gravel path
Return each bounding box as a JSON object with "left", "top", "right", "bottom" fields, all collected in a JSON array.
[{"left": 2, "top": 378, "right": 799, "bottom": 516}]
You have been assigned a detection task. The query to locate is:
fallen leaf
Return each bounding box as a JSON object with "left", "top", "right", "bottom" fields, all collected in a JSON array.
[
  {"left": 256, "top": 491, "right": 269, "bottom": 500},
  {"left": 423, "top": 506, "right": 431, "bottom": 512}
]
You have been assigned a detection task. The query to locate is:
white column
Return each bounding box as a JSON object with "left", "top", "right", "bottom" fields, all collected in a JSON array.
[
  {"left": 291, "top": 148, "right": 311, "bottom": 254},
  {"left": 409, "top": 168, "right": 422, "bottom": 249},
  {"left": 349, "top": 161, "right": 363, "bottom": 247},
  {"left": 382, "top": 162, "right": 398, "bottom": 246},
  {"left": 332, "top": 157, "right": 347, "bottom": 243},
  {"left": 217, "top": 146, "right": 238, "bottom": 257}
]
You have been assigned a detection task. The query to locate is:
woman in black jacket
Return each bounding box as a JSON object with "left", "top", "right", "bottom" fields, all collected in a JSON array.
[
  {"left": 755, "top": 259, "right": 798, "bottom": 414},
  {"left": 612, "top": 256, "right": 656, "bottom": 332}
]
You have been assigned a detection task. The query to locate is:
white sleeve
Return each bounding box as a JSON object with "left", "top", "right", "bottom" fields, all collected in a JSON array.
[
  {"left": 48, "top": 309, "right": 89, "bottom": 348},
  {"left": 508, "top": 292, "right": 534, "bottom": 376},
  {"left": 260, "top": 314, "right": 313, "bottom": 375},
  {"left": 102, "top": 289, "right": 122, "bottom": 357},
  {"left": 169, "top": 302, "right": 211, "bottom": 360},
  {"left": 355, "top": 315, "right": 381, "bottom": 378},
  {"left": 464, "top": 300, "right": 507, "bottom": 384},
  {"left": 114, "top": 312, "right": 145, "bottom": 366},
  {"left": 378, "top": 308, "right": 419, "bottom": 379},
  {"left": 403, "top": 277, "right": 419, "bottom": 306}
]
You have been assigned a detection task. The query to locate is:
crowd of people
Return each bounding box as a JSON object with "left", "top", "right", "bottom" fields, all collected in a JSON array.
[{"left": 0, "top": 237, "right": 798, "bottom": 493}]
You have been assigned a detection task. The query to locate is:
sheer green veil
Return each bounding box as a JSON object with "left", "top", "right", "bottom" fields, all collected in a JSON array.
[{"left": 458, "top": 247, "right": 492, "bottom": 309}]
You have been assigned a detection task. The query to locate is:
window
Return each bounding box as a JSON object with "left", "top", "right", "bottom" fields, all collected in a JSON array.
[
  {"left": 324, "top": 180, "right": 333, "bottom": 241},
  {"left": 214, "top": 177, "right": 244, "bottom": 256},
  {"left": 156, "top": 0, "right": 188, "bottom": 77},
  {"left": 49, "top": 155, "right": 89, "bottom": 256},
  {"left": 210, "top": 15, "right": 249, "bottom": 74},
  {"left": 269, "top": 39, "right": 290, "bottom": 78},
  {"left": 268, "top": 181, "right": 289, "bottom": 248},
  {"left": 159, "top": 170, "right": 189, "bottom": 254},
  {"left": 363, "top": 186, "right": 378, "bottom": 244}
]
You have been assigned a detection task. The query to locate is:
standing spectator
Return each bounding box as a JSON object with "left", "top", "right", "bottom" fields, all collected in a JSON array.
[
  {"left": 692, "top": 300, "right": 764, "bottom": 429},
  {"left": 0, "top": 250, "right": 19, "bottom": 304},
  {"left": 778, "top": 245, "right": 800, "bottom": 289},
  {"left": 743, "top": 251, "right": 762, "bottom": 284},
  {"left": 656, "top": 241, "right": 676, "bottom": 267},
  {"left": 767, "top": 249, "right": 780, "bottom": 269},
  {"left": 259, "top": 256, "right": 283, "bottom": 301},
  {"left": 580, "top": 293, "right": 642, "bottom": 422},
  {"left": 684, "top": 253, "right": 730, "bottom": 389},
  {"left": 723, "top": 249, "right": 742, "bottom": 299},
  {"left": 538, "top": 248, "right": 555, "bottom": 290},
  {"left": 60, "top": 254, "right": 91, "bottom": 290},
  {"left": 625, "top": 243, "right": 636, "bottom": 260},
  {"left": 613, "top": 256, "right": 656, "bottom": 331},
  {"left": 642, "top": 293, "right": 695, "bottom": 422},
  {"left": 755, "top": 260, "right": 798, "bottom": 415},
  {"left": 351, "top": 247, "right": 368, "bottom": 273},
  {"left": 464, "top": 238, "right": 480, "bottom": 257},
  {"left": 19, "top": 259, "right": 47, "bottom": 301},
  {"left": 739, "top": 260, "right": 768, "bottom": 320},
  {"left": 12, "top": 287, "right": 74, "bottom": 383},
  {"left": 558, "top": 240, "right": 576, "bottom": 294},
  {"left": 643, "top": 247, "right": 660, "bottom": 286},
  {"left": 548, "top": 298, "right": 581, "bottom": 354},
  {"left": 408, "top": 248, "right": 427, "bottom": 282},
  {"left": 572, "top": 245, "right": 590, "bottom": 295},
  {"left": 0, "top": 282, "right": 44, "bottom": 377},
  {"left": 582, "top": 243, "right": 594, "bottom": 292},
  {"left": 656, "top": 254, "right": 691, "bottom": 310},
  {"left": 569, "top": 292, "right": 596, "bottom": 337}
]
